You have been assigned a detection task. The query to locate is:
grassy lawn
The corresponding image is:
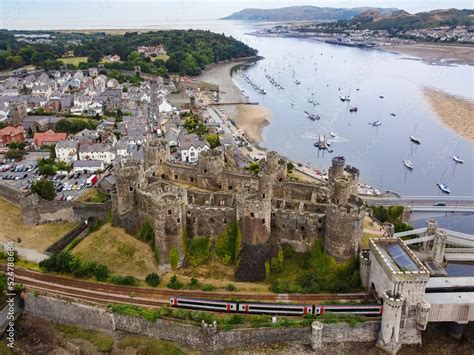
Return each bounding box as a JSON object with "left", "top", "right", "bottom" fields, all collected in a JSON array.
[
  {"left": 150, "top": 54, "right": 170, "bottom": 62},
  {"left": 72, "top": 223, "right": 159, "bottom": 279},
  {"left": 77, "top": 188, "right": 109, "bottom": 203},
  {"left": 0, "top": 197, "right": 78, "bottom": 251},
  {"left": 55, "top": 324, "right": 113, "bottom": 352},
  {"left": 59, "top": 56, "right": 88, "bottom": 65},
  {"left": 118, "top": 336, "right": 189, "bottom": 355},
  {"left": 172, "top": 261, "right": 268, "bottom": 293}
]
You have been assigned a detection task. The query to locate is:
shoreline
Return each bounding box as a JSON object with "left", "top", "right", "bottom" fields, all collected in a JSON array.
[{"left": 423, "top": 87, "right": 474, "bottom": 143}]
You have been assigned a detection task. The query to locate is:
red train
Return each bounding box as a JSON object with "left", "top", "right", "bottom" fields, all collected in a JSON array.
[{"left": 169, "top": 296, "right": 382, "bottom": 317}]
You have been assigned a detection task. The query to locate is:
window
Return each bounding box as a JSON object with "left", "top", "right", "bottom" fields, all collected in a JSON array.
[
  {"left": 262, "top": 193, "right": 266, "bottom": 198},
  {"left": 223, "top": 217, "right": 227, "bottom": 224},
  {"left": 190, "top": 177, "right": 194, "bottom": 183},
  {"left": 129, "top": 186, "right": 133, "bottom": 192},
  {"left": 168, "top": 209, "right": 172, "bottom": 215},
  {"left": 176, "top": 218, "right": 180, "bottom": 224},
  {"left": 262, "top": 219, "right": 265, "bottom": 225},
  {"left": 204, "top": 169, "right": 207, "bottom": 174},
  {"left": 300, "top": 226, "right": 305, "bottom": 231},
  {"left": 174, "top": 175, "right": 178, "bottom": 179},
  {"left": 229, "top": 186, "right": 233, "bottom": 191},
  {"left": 250, "top": 212, "right": 255, "bottom": 218}
]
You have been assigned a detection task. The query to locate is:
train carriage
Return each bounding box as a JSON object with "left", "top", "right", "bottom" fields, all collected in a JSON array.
[
  {"left": 169, "top": 296, "right": 238, "bottom": 312},
  {"left": 315, "top": 305, "right": 382, "bottom": 316},
  {"left": 238, "top": 302, "right": 313, "bottom": 316}
]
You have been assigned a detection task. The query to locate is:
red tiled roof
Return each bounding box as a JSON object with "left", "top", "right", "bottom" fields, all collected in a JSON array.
[
  {"left": 33, "top": 129, "right": 67, "bottom": 146},
  {"left": 0, "top": 126, "right": 24, "bottom": 137}
]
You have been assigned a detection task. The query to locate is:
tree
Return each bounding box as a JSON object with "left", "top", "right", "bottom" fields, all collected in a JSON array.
[
  {"left": 169, "top": 247, "right": 179, "bottom": 272},
  {"left": 5, "top": 55, "right": 24, "bottom": 69},
  {"left": 287, "top": 162, "right": 294, "bottom": 173},
  {"left": 31, "top": 180, "right": 56, "bottom": 200},
  {"left": 5, "top": 148, "right": 25, "bottom": 160},
  {"left": 205, "top": 134, "right": 220, "bottom": 149},
  {"left": 145, "top": 273, "right": 160, "bottom": 287}
]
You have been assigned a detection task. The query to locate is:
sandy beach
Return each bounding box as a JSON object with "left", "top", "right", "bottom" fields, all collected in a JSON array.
[
  {"left": 197, "top": 60, "right": 255, "bottom": 104},
  {"left": 424, "top": 87, "right": 474, "bottom": 142},
  {"left": 234, "top": 104, "right": 271, "bottom": 143},
  {"left": 384, "top": 43, "right": 474, "bottom": 66}
]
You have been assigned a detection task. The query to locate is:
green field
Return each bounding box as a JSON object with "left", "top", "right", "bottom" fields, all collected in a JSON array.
[
  {"left": 59, "top": 56, "right": 88, "bottom": 65},
  {"left": 150, "top": 54, "right": 170, "bottom": 62}
]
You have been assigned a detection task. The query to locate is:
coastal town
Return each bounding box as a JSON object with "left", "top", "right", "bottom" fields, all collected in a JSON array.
[{"left": 0, "top": 2, "right": 473, "bottom": 355}]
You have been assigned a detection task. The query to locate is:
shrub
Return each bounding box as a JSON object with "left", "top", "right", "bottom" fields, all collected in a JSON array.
[
  {"left": 111, "top": 275, "right": 138, "bottom": 286},
  {"left": 145, "top": 273, "right": 160, "bottom": 287},
  {"left": 186, "top": 236, "right": 210, "bottom": 266},
  {"left": 169, "top": 247, "right": 179, "bottom": 272},
  {"left": 215, "top": 222, "right": 241, "bottom": 265},
  {"left": 139, "top": 219, "right": 155, "bottom": 243},
  {"left": 187, "top": 277, "right": 200, "bottom": 290},
  {"left": 201, "top": 284, "right": 216, "bottom": 291},
  {"left": 167, "top": 275, "right": 183, "bottom": 290},
  {"left": 205, "top": 133, "right": 220, "bottom": 149},
  {"left": 225, "top": 284, "right": 237, "bottom": 291}
]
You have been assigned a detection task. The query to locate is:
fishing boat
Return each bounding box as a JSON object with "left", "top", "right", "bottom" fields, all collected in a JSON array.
[
  {"left": 371, "top": 120, "right": 382, "bottom": 127},
  {"left": 452, "top": 156, "right": 464, "bottom": 164},
  {"left": 403, "top": 160, "right": 414, "bottom": 170},
  {"left": 437, "top": 183, "right": 451, "bottom": 194}
]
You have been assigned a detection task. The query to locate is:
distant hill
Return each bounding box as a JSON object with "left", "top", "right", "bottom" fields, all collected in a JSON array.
[
  {"left": 222, "top": 6, "right": 399, "bottom": 22},
  {"left": 348, "top": 8, "right": 474, "bottom": 30}
]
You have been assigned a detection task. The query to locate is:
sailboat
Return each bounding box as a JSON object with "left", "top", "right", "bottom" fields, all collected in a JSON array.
[
  {"left": 437, "top": 183, "right": 451, "bottom": 194},
  {"left": 330, "top": 131, "right": 337, "bottom": 137},
  {"left": 452, "top": 156, "right": 464, "bottom": 164},
  {"left": 290, "top": 101, "right": 295, "bottom": 106},
  {"left": 371, "top": 120, "right": 382, "bottom": 127},
  {"left": 410, "top": 123, "right": 421, "bottom": 144},
  {"left": 403, "top": 160, "right": 414, "bottom": 170}
]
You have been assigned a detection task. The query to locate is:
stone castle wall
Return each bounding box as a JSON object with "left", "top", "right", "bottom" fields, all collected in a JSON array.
[
  {"left": 0, "top": 184, "right": 24, "bottom": 206},
  {"left": 19, "top": 193, "right": 111, "bottom": 225},
  {"left": 25, "top": 293, "right": 381, "bottom": 351}
]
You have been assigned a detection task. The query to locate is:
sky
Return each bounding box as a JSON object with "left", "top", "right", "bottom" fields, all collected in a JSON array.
[{"left": 1, "top": 0, "right": 473, "bottom": 30}]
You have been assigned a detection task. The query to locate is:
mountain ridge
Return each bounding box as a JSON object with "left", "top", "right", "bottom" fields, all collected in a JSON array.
[{"left": 221, "top": 6, "right": 400, "bottom": 22}]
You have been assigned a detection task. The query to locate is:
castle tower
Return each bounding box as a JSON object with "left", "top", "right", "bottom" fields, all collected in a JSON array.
[
  {"left": 383, "top": 222, "right": 395, "bottom": 237},
  {"left": 332, "top": 177, "right": 351, "bottom": 205},
  {"left": 9, "top": 102, "right": 27, "bottom": 125},
  {"left": 416, "top": 300, "right": 431, "bottom": 331},
  {"left": 263, "top": 151, "right": 287, "bottom": 184},
  {"left": 431, "top": 230, "right": 447, "bottom": 263},
  {"left": 377, "top": 291, "right": 405, "bottom": 354},
  {"left": 345, "top": 165, "right": 360, "bottom": 195},
  {"left": 328, "top": 156, "right": 346, "bottom": 191},
  {"left": 115, "top": 162, "right": 143, "bottom": 216},
  {"left": 324, "top": 201, "right": 364, "bottom": 262},
  {"left": 143, "top": 141, "right": 170, "bottom": 170},
  {"left": 359, "top": 250, "right": 371, "bottom": 289}
]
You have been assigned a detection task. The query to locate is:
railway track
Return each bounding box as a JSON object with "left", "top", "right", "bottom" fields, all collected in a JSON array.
[{"left": 4, "top": 266, "right": 371, "bottom": 306}]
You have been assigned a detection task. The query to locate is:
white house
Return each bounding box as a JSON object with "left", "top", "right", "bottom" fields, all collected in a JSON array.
[
  {"left": 55, "top": 140, "right": 79, "bottom": 163},
  {"left": 179, "top": 134, "right": 210, "bottom": 163},
  {"left": 73, "top": 159, "right": 104, "bottom": 172},
  {"left": 78, "top": 143, "right": 116, "bottom": 164}
]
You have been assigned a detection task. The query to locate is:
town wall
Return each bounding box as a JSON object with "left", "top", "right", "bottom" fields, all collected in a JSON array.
[
  {"left": 20, "top": 194, "right": 111, "bottom": 225},
  {"left": 24, "top": 293, "right": 382, "bottom": 351},
  {"left": 0, "top": 184, "right": 24, "bottom": 206}
]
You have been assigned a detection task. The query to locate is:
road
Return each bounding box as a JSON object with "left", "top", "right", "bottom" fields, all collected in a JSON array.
[{"left": 363, "top": 196, "right": 474, "bottom": 214}]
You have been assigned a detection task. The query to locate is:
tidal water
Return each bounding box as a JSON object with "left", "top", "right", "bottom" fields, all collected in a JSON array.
[{"left": 3, "top": 4, "right": 473, "bottom": 198}]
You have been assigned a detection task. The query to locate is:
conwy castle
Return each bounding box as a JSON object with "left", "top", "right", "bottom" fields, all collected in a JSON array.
[{"left": 115, "top": 141, "right": 365, "bottom": 280}]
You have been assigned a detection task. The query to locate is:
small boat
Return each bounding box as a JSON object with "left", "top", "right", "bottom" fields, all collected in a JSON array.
[
  {"left": 295, "top": 79, "right": 301, "bottom": 85},
  {"left": 330, "top": 131, "right": 336, "bottom": 137},
  {"left": 290, "top": 101, "right": 295, "bottom": 106},
  {"left": 403, "top": 160, "right": 414, "bottom": 170},
  {"left": 371, "top": 120, "right": 382, "bottom": 127},
  {"left": 304, "top": 111, "right": 320, "bottom": 120},
  {"left": 452, "top": 156, "right": 464, "bottom": 164},
  {"left": 339, "top": 95, "right": 350, "bottom": 102},
  {"left": 379, "top": 95, "right": 384, "bottom": 99},
  {"left": 437, "top": 183, "right": 451, "bottom": 194},
  {"left": 349, "top": 106, "right": 358, "bottom": 113},
  {"left": 390, "top": 113, "right": 396, "bottom": 117},
  {"left": 409, "top": 136, "right": 421, "bottom": 144}
]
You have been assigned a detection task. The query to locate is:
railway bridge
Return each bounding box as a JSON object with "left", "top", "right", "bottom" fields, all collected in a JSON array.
[{"left": 360, "top": 228, "right": 473, "bottom": 354}]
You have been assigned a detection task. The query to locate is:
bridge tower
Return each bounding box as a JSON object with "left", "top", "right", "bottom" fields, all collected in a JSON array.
[
  {"left": 377, "top": 290, "right": 405, "bottom": 354},
  {"left": 431, "top": 230, "right": 447, "bottom": 264}
]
